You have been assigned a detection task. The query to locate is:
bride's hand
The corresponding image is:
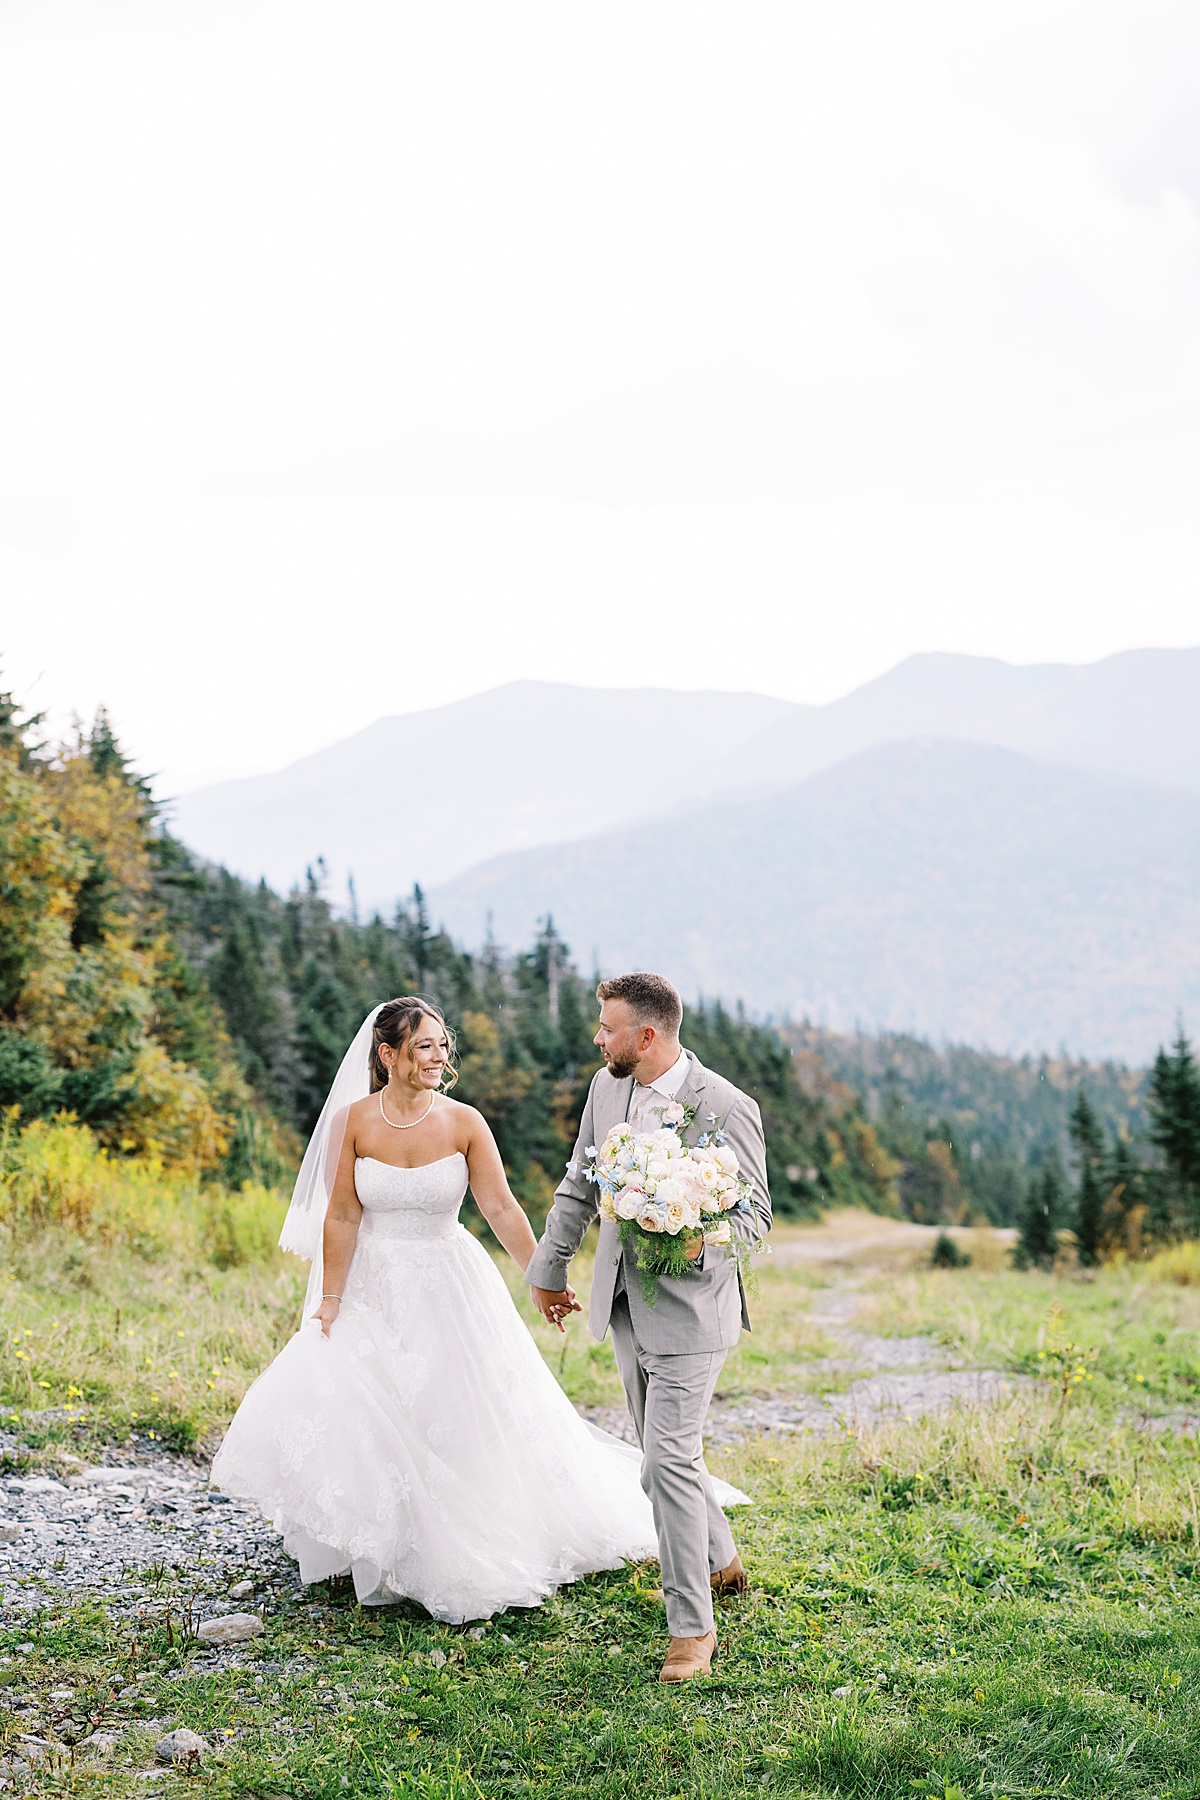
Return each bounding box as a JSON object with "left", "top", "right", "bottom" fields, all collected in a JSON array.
[{"left": 313, "top": 1297, "right": 341, "bottom": 1337}]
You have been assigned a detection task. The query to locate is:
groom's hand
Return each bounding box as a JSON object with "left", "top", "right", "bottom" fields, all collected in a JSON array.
[{"left": 531, "top": 1284, "right": 581, "bottom": 1332}]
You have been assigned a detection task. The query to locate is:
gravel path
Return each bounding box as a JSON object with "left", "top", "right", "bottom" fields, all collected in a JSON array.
[{"left": 0, "top": 1428, "right": 303, "bottom": 1624}]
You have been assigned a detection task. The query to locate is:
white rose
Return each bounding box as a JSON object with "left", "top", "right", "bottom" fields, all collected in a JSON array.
[
  {"left": 637, "top": 1202, "right": 665, "bottom": 1233},
  {"left": 695, "top": 1159, "right": 720, "bottom": 1188},
  {"left": 616, "top": 1188, "right": 643, "bottom": 1220},
  {"left": 714, "top": 1144, "right": 739, "bottom": 1175},
  {"left": 663, "top": 1200, "right": 687, "bottom": 1234},
  {"left": 661, "top": 1101, "right": 687, "bottom": 1126},
  {"left": 704, "top": 1221, "right": 732, "bottom": 1246}
]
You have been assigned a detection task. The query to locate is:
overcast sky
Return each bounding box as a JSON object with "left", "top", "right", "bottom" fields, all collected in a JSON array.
[{"left": 2, "top": 0, "right": 1199, "bottom": 792}]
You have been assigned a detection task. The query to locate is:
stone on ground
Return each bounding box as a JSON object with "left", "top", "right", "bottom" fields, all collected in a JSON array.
[
  {"left": 197, "top": 1611, "right": 263, "bottom": 1644},
  {"left": 155, "top": 1728, "right": 208, "bottom": 1763}
]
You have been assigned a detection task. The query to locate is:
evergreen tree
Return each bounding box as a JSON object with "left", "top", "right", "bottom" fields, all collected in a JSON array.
[
  {"left": 1069, "top": 1088, "right": 1105, "bottom": 1266},
  {"left": 1101, "top": 1134, "right": 1145, "bottom": 1259},
  {"left": 1148, "top": 1026, "right": 1200, "bottom": 1235},
  {"left": 0, "top": 677, "right": 45, "bottom": 767},
  {"left": 1013, "top": 1157, "right": 1064, "bottom": 1270}
]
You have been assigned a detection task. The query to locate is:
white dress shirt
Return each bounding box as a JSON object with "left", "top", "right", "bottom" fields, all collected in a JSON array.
[{"left": 628, "top": 1047, "right": 692, "bottom": 1131}]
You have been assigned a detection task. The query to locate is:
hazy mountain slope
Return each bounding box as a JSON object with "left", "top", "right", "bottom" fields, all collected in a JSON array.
[
  {"left": 169, "top": 683, "right": 793, "bottom": 908},
  {"left": 428, "top": 740, "right": 1200, "bottom": 1063},
  {"left": 170, "top": 648, "right": 1199, "bottom": 912},
  {"left": 703, "top": 647, "right": 1200, "bottom": 800}
]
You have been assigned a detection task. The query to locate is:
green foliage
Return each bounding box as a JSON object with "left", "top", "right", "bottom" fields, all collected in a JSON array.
[
  {"left": 930, "top": 1231, "right": 970, "bottom": 1269},
  {"left": 1013, "top": 1158, "right": 1065, "bottom": 1270},
  {"left": 1069, "top": 1087, "right": 1105, "bottom": 1266},
  {"left": 687, "top": 1006, "right": 900, "bottom": 1219},
  {"left": 795, "top": 1024, "right": 1147, "bottom": 1228},
  {"left": 1148, "top": 1025, "right": 1200, "bottom": 1237}
]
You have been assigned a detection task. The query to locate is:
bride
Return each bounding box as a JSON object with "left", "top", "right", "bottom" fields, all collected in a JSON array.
[{"left": 211, "top": 996, "right": 670, "bottom": 1623}]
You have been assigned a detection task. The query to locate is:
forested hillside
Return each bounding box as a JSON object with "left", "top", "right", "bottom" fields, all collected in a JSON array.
[
  {"left": 0, "top": 684, "right": 896, "bottom": 1224},
  {"left": 5, "top": 681, "right": 1198, "bottom": 1249},
  {"left": 791, "top": 1024, "right": 1149, "bottom": 1227}
]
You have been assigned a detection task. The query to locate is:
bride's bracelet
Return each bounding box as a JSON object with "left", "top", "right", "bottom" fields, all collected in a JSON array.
[{"left": 322, "top": 1293, "right": 342, "bottom": 1301}]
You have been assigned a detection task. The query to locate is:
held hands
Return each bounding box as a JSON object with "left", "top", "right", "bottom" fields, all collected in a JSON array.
[
  {"left": 313, "top": 1297, "right": 341, "bottom": 1337},
  {"left": 530, "top": 1284, "right": 581, "bottom": 1333}
]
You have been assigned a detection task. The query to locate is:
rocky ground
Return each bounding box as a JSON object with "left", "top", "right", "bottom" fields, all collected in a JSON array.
[{"left": 0, "top": 1428, "right": 305, "bottom": 1627}]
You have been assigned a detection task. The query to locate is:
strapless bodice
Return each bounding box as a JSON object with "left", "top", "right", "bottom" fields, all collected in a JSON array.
[{"left": 354, "top": 1153, "right": 469, "bottom": 1241}]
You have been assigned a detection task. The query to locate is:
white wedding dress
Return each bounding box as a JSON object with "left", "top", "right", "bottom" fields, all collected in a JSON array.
[{"left": 212, "top": 1152, "right": 673, "bottom": 1623}]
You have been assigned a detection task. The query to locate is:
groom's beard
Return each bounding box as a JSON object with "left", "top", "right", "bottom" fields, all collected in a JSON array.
[{"left": 603, "top": 1050, "right": 639, "bottom": 1080}]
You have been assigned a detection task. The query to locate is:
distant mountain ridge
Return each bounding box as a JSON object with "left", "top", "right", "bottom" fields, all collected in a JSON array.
[
  {"left": 699, "top": 647, "right": 1200, "bottom": 802},
  {"left": 170, "top": 683, "right": 791, "bottom": 908},
  {"left": 171, "top": 648, "right": 1200, "bottom": 914},
  {"left": 428, "top": 739, "right": 1200, "bottom": 1064}
]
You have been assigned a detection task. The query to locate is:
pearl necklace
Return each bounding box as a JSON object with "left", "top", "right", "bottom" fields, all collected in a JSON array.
[{"left": 379, "top": 1089, "right": 437, "bottom": 1130}]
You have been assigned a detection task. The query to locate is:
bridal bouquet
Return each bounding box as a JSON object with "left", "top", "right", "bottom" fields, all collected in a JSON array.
[{"left": 585, "top": 1103, "right": 757, "bottom": 1304}]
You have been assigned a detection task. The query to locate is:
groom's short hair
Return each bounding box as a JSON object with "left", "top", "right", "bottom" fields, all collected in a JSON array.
[{"left": 596, "top": 972, "right": 683, "bottom": 1037}]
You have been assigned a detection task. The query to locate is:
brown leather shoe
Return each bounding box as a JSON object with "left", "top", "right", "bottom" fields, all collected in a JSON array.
[
  {"left": 659, "top": 1630, "right": 718, "bottom": 1682},
  {"left": 710, "top": 1555, "right": 749, "bottom": 1597}
]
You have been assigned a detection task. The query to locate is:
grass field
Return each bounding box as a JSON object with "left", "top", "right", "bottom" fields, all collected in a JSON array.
[{"left": 4, "top": 1200, "right": 1200, "bottom": 1799}]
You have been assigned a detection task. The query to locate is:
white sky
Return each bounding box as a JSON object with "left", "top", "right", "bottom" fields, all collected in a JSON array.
[{"left": 2, "top": 0, "right": 1199, "bottom": 791}]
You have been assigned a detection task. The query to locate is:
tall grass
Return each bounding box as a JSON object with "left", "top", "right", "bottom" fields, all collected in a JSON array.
[{"left": 0, "top": 1114, "right": 300, "bottom": 1453}]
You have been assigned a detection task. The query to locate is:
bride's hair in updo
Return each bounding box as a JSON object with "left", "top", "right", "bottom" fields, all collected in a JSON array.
[{"left": 369, "top": 997, "right": 459, "bottom": 1093}]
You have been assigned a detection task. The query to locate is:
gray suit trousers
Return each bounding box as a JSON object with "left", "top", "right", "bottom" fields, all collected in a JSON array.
[{"left": 608, "top": 1292, "right": 737, "bottom": 1639}]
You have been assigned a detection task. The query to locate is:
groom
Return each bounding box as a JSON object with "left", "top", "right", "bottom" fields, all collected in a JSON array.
[{"left": 526, "top": 971, "right": 772, "bottom": 1682}]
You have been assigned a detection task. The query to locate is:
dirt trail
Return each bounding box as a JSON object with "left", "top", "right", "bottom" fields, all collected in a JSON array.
[{"left": 586, "top": 1210, "right": 1025, "bottom": 1445}]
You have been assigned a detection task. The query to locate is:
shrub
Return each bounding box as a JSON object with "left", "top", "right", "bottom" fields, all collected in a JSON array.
[
  {"left": 930, "top": 1231, "right": 971, "bottom": 1269},
  {"left": 0, "top": 1111, "right": 285, "bottom": 1266},
  {"left": 1142, "top": 1240, "right": 1200, "bottom": 1286}
]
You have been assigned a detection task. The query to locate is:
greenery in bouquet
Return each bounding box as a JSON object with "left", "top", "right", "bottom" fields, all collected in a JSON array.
[{"left": 585, "top": 1104, "right": 759, "bottom": 1304}]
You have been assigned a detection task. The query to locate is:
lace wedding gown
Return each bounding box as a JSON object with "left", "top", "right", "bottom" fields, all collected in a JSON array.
[{"left": 212, "top": 1153, "right": 673, "bottom": 1623}]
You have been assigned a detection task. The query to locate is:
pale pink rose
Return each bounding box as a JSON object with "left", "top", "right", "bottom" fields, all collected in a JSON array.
[
  {"left": 637, "top": 1203, "right": 665, "bottom": 1233},
  {"left": 704, "top": 1221, "right": 732, "bottom": 1246},
  {"left": 661, "top": 1101, "right": 687, "bottom": 1127},
  {"left": 616, "top": 1189, "right": 643, "bottom": 1220},
  {"left": 713, "top": 1145, "right": 739, "bottom": 1175}
]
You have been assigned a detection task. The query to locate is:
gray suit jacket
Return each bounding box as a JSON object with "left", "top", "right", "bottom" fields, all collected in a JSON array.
[{"left": 524, "top": 1050, "right": 772, "bottom": 1354}]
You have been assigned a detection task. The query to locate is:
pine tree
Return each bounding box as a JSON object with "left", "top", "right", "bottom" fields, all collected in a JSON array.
[
  {"left": 1101, "top": 1134, "right": 1145, "bottom": 1258},
  {"left": 1148, "top": 1026, "right": 1200, "bottom": 1235},
  {"left": 0, "top": 678, "right": 45, "bottom": 768},
  {"left": 1014, "top": 1158, "right": 1064, "bottom": 1270},
  {"left": 1069, "top": 1088, "right": 1105, "bottom": 1266}
]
